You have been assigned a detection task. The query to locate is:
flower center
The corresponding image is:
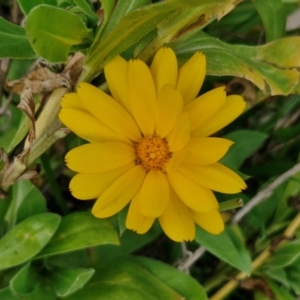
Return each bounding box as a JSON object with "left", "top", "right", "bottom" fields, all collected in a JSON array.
[{"left": 135, "top": 136, "right": 171, "bottom": 171}]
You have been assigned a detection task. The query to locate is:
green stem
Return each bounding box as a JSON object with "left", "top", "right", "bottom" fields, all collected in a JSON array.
[
  {"left": 40, "top": 154, "right": 68, "bottom": 214},
  {"left": 219, "top": 198, "right": 244, "bottom": 212}
]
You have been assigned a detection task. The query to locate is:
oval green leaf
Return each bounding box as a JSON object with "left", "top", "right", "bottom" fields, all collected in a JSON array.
[
  {"left": 64, "top": 257, "right": 188, "bottom": 300},
  {"left": 36, "top": 212, "right": 119, "bottom": 258},
  {"left": 133, "top": 256, "right": 208, "bottom": 300},
  {"left": 25, "top": 5, "right": 93, "bottom": 62},
  {"left": 5, "top": 180, "right": 47, "bottom": 229},
  {"left": 10, "top": 263, "right": 57, "bottom": 300},
  {"left": 18, "top": 0, "right": 57, "bottom": 15},
  {"left": 49, "top": 267, "right": 95, "bottom": 297},
  {"left": 0, "top": 17, "right": 36, "bottom": 59},
  {"left": 0, "top": 213, "right": 61, "bottom": 271}
]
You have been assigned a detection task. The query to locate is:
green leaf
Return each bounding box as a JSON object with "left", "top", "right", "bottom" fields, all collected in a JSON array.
[
  {"left": 49, "top": 267, "right": 95, "bottom": 297},
  {"left": 10, "top": 263, "right": 57, "bottom": 300},
  {"left": 0, "top": 111, "right": 30, "bottom": 155},
  {"left": 17, "top": 0, "right": 57, "bottom": 15},
  {"left": 25, "top": 5, "right": 93, "bottom": 62},
  {"left": 172, "top": 32, "right": 300, "bottom": 95},
  {"left": 265, "top": 279, "right": 295, "bottom": 300},
  {"left": 5, "top": 180, "right": 47, "bottom": 229},
  {"left": 10, "top": 263, "right": 37, "bottom": 295},
  {"left": 253, "top": 0, "right": 286, "bottom": 42},
  {"left": 71, "top": 0, "right": 98, "bottom": 27},
  {"left": 94, "top": 221, "right": 161, "bottom": 261},
  {"left": 138, "top": 0, "right": 241, "bottom": 60},
  {"left": 274, "top": 166, "right": 300, "bottom": 222},
  {"left": 220, "top": 130, "right": 267, "bottom": 170},
  {"left": 134, "top": 256, "right": 208, "bottom": 300},
  {"left": 82, "top": 1, "right": 179, "bottom": 81},
  {"left": 266, "top": 240, "right": 300, "bottom": 268},
  {"left": 0, "top": 213, "right": 61, "bottom": 271},
  {"left": 244, "top": 183, "right": 287, "bottom": 232},
  {"left": 46, "top": 222, "right": 161, "bottom": 270},
  {"left": 64, "top": 257, "right": 190, "bottom": 300},
  {"left": 205, "top": 2, "right": 261, "bottom": 44},
  {"left": 0, "top": 17, "right": 36, "bottom": 59},
  {"left": 195, "top": 226, "right": 251, "bottom": 274},
  {"left": 37, "top": 212, "right": 119, "bottom": 258},
  {"left": 287, "top": 263, "right": 300, "bottom": 295},
  {"left": 94, "top": 0, "right": 115, "bottom": 39},
  {"left": 100, "top": 0, "right": 150, "bottom": 40},
  {"left": 0, "top": 287, "right": 19, "bottom": 300},
  {"left": 263, "top": 268, "right": 289, "bottom": 287},
  {"left": 118, "top": 206, "right": 129, "bottom": 235}
]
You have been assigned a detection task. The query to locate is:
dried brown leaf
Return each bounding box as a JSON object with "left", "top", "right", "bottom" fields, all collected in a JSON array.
[
  {"left": 6, "top": 62, "right": 73, "bottom": 144},
  {"left": 17, "top": 88, "right": 36, "bottom": 143},
  {"left": 241, "top": 278, "right": 274, "bottom": 299},
  {"left": 62, "top": 52, "right": 85, "bottom": 85},
  {"left": 5, "top": 79, "right": 24, "bottom": 94},
  {"left": 17, "top": 170, "right": 38, "bottom": 182}
]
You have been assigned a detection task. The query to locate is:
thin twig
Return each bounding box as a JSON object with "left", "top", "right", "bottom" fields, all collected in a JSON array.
[
  {"left": 178, "top": 242, "right": 191, "bottom": 275},
  {"left": 231, "top": 161, "right": 300, "bottom": 224},
  {"left": 178, "top": 245, "right": 206, "bottom": 272}
]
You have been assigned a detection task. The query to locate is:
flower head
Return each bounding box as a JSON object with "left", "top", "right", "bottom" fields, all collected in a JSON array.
[{"left": 59, "top": 48, "right": 246, "bottom": 242}]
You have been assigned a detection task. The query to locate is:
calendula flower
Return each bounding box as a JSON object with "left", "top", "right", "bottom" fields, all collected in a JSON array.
[{"left": 59, "top": 47, "right": 246, "bottom": 242}]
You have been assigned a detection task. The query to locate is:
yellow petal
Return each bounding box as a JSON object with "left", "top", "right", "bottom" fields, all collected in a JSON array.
[
  {"left": 127, "top": 59, "right": 156, "bottom": 136},
  {"left": 192, "top": 95, "right": 246, "bottom": 137},
  {"left": 59, "top": 108, "right": 130, "bottom": 144},
  {"left": 159, "top": 189, "right": 195, "bottom": 242},
  {"left": 104, "top": 55, "right": 131, "bottom": 112},
  {"left": 176, "top": 52, "right": 206, "bottom": 104},
  {"left": 150, "top": 47, "right": 178, "bottom": 92},
  {"left": 193, "top": 210, "right": 224, "bottom": 234},
  {"left": 65, "top": 142, "right": 135, "bottom": 173},
  {"left": 167, "top": 112, "right": 190, "bottom": 152},
  {"left": 69, "top": 163, "right": 134, "bottom": 200},
  {"left": 61, "top": 93, "right": 83, "bottom": 109},
  {"left": 184, "top": 86, "right": 226, "bottom": 131},
  {"left": 183, "top": 138, "right": 233, "bottom": 165},
  {"left": 156, "top": 84, "right": 183, "bottom": 137},
  {"left": 126, "top": 192, "right": 155, "bottom": 234},
  {"left": 77, "top": 82, "right": 140, "bottom": 141},
  {"left": 165, "top": 151, "right": 190, "bottom": 173},
  {"left": 168, "top": 171, "right": 218, "bottom": 212},
  {"left": 92, "top": 165, "right": 146, "bottom": 218},
  {"left": 178, "top": 162, "right": 247, "bottom": 194},
  {"left": 138, "top": 170, "right": 169, "bottom": 217}
]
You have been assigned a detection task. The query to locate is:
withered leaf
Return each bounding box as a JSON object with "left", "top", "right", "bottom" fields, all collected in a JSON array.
[
  {"left": 241, "top": 277, "right": 274, "bottom": 299},
  {"left": 5, "top": 53, "right": 86, "bottom": 144}
]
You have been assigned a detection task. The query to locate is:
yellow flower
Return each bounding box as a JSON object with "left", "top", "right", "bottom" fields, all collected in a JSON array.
[{"left": 59, "top": 47, "right": 246, "bottom": 242}]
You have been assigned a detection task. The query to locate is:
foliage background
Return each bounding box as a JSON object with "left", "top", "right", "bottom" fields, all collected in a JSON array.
[{"left": 1, "top": 0, "right": 300, "bottom": 299}]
